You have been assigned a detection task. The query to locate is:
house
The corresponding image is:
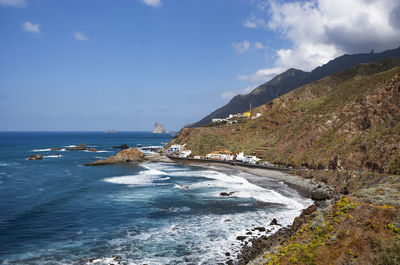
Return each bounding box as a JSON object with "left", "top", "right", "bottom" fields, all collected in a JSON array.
[
  {"left": 178, "top": 150, "right": 192, "bottom": 158},
  {"left": 235, "top": 152, "right": 261, "bottom": 164},
  {"left": 206, "top": 150, "right": 234, "bottom": 161},
  {"left": 168, "top": 144, "right": 183, "bottom": 153},
  {"left": 212, "top": 118, "right": 228, "bottom": 123}
]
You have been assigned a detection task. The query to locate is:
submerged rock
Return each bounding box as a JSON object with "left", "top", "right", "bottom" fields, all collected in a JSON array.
[
  {"left": 84, "top": 148, "right": 144, "bottom": 166},
  {"left": 28, "top": 154, "right": 42, "bottom": 160}
]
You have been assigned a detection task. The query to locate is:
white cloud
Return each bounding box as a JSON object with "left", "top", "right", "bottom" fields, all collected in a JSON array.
[
  {"left": 255, "top": 41, "right": 264, "bottom": 49},
  {"left": 237, "top": 67, "right": 286, "bottom": 83},
  {"left": 0, "top": 0, "right": 26, "bottom": 7},
  {"left": 264, "top": 0, "right": 400, "bottom": 71},
  {"left": 238, "top": 0, "right": 400, "bottom": 86},
  {"left": 74, "top": 31, "right": 88, "bottom": 41},
  {"left": 22, "top": 21, "right": 40, "bottom": 33},
  {"left": 140, "top": 0, "right": 162, "bottom": 7},
  {"left": 232, "top": 40, "right": 250, "bottom": 54},
  {"left": 244, "top": 15, "right": 267, "bottom": 29},
  {"left": 220, "top": 86, "right": 256, "bottom": 100}
]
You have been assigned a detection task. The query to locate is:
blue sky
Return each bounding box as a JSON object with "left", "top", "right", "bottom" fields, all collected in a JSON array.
[{"left": 1, "top": 0, "right": 399, "bottom": 131}]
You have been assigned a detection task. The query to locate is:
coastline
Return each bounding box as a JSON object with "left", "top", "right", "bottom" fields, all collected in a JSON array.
[
  {"left": 163, "top": 156, "right": 333, "bottom": 200},
  {"left": 156, "top": 156, "right": 329, "bottom": 264}
]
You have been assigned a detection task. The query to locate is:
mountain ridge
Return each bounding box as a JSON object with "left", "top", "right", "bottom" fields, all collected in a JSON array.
[{"left": 189, "top": 46, "right": 400, "bottom": 128}]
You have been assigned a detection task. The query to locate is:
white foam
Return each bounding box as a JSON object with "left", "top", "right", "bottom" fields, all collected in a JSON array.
[
  {"left": 83, "top": 150, "right": 111, "bottom": 153},
  {"left": 64, "top": 145, "right": 77, "bottom": 148},
  {"left": 31, "top": 149, "right": 51, "bottom": 152},
  {"left": 104, "top": 164, "right": 169, "bottom": 186},
  {"left": 171, "top": 169, "right": 304, "bottom": 209},
  {"left": 44, "top": 155, "right": 62, "bottom": 158},
  {"left": 104, "top": 175, "right": 158, "bottom": 185}
]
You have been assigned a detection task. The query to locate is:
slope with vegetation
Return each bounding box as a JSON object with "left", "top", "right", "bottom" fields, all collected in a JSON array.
[
  {"left": 172, "top": 58, "right": 400, "bottom": 174},
  {"left": 189, "top": 47, "right": 400, "bottom": 128}
]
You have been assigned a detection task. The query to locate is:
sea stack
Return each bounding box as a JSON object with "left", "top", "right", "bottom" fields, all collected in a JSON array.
[{"left": 153, "top": 121, "right": 167, "bottom": 134}]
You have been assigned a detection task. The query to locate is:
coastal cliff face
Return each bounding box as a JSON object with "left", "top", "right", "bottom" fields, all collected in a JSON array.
[
  {"left": 172, "top": 58, "right": 400, "bottom": 174},
  {"left": 153, "top": 121, "right": 167, "bottom": 134}
]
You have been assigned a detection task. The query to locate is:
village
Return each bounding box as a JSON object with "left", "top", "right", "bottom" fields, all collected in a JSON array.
[{"left": 163, "top": 110, "right": 285, "bottom": 168}]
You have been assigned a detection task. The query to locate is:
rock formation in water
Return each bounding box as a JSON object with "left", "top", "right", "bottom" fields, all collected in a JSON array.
[
  {"left": 28, "top": 154, "right": 43, "bottom": 160},
  {"left": 66, "top": 142, "right": 87, "bottom": 151},
  {"left": 84, "top": 148, "right": 145, "bottom": 166},
  {"left": 153, "top": 122, "right": 167, "bottom": 134}
]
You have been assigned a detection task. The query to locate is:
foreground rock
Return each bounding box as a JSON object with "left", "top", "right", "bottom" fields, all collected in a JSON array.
[
  {"left": 66, "top": 142, "right": 86, "bottom": 151},
  {"left": 84, "top": 148, "right": 144, "bottom": 166},
  {"left": 28, "top": 154, "right": 42, "bottom": 160}
]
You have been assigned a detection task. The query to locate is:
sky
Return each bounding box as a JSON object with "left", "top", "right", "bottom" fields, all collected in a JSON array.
[{"left": 1, "top": 0, "right": 399, "bottom": 131}]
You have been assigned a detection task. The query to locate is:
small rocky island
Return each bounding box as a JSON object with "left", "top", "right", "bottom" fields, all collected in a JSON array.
[
  {"left": 153, "top": 121, "right": 167, "bottom": 134},
  {"left": 84, "top": 148, "right": 145, "bottom": 166}
]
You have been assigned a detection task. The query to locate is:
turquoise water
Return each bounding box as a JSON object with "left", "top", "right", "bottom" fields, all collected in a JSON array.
[{"left": 0, "top": 132, "right": 311, "bottom": 264}]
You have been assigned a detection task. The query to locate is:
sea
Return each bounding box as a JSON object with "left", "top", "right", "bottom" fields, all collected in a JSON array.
[{"left": 0, "top": 132, "right": 312, "bottom": 265}]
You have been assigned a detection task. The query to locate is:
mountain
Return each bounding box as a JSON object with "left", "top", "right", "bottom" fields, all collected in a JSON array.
[
  {"left": 152, "top": 122, "right": 167, "bottom": 134},
  {"left": 189, "top": 46, "right": 400, "bottom": 127},
  {"left": 173, "top": 58, "right": 400, "bottom": 174}
]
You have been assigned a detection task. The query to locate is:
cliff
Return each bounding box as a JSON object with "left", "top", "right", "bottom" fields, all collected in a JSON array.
[
  {"left": 153, "top": 121, "right": 167, "bottom": 134},
  {"left": 172, "top": 58, "right": 400, "bottom": 174}
]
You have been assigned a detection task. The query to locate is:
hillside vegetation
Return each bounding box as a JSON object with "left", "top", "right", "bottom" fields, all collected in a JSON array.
[
  {"left": 189, "top": 47, "right": 400, "bottom": 127},
  {"left": 172, "top": 58, "right": 400, "bottom": 174}
]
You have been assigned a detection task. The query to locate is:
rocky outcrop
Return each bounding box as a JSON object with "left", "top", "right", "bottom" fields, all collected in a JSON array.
[
  {"left": 112, "top": 144, "right": 129, "bottom": 149},
  {"left": 66, "top": 142, "right": 86, "bottom": 151},
  {"left": 28, "top": 154, "right": 42, "bottom": 160},
  {"left": 87, "top": 148, "right": 97, "bottom": 152},
  {"left": 153, "top": 122, "right": 167, "bottom": 134},
  {"left": 311, "top": 185, "right": 334, "bottom": 200},
  {"left": 84, "top": 148, "right": 144, "bottom": 166}
]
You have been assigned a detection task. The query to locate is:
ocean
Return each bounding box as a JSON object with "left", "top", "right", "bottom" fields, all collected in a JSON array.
[{"left": 0, "top": 132, "right": 311, "bottom": 264}]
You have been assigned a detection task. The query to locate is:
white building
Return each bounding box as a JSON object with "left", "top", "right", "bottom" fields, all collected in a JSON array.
[
  {"left": 236, "top": 152, "right": 261, "bottom": 164},
  {"left": 211, "top": 118, "right": 228, "bottom": 123},
  {"left": 178, "top": 150, "right": 192, "bottom": 158},
  {"left": 168, "top": 144, "right": 183, "bottom": 153}
]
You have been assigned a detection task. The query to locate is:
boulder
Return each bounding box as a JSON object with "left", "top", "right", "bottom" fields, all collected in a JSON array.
[
  {"left": 254, "top": 226, "right": 266, "bottom": 232},
  {"left": 112, "top": 144, "right": 129, "bottom": 149},
  {"left": 87, "top": 148, "right": 97, "bottom": 152},
  {"left": 84, "top": 148, "right": 144, "bottom": 166},
  {"left": 50, "top": 147, "right": 62, "bottom": 151},
  {"left": 220, "top": 192, "right": 235, "bottom": 197},
  {"left": 311, "top": 186, "right": 333, "bottom": 200},
  {"left": 236, "top": 236, "right": 247, "bottom": 241},
  {"left": 66, "top": 142, "right": 86, "bottom": 151},
  {"left": 269, "top": 218, "right": 281, "bottom": 226},
  {"left": 28, "top": 154, "right": 42, "bottom": 160}
]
